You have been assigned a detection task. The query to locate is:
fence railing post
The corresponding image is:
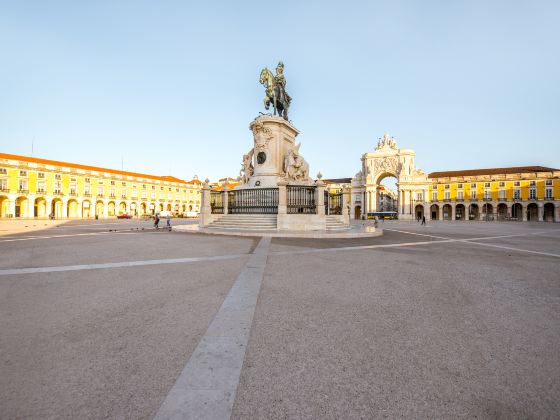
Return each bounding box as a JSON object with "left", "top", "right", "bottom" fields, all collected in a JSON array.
[
  {"left": 200, "top": 182, "right": 211, "bottom": 227},
  {"left": 277, "top": 179, "right": 287, "bottom": 215},
  {"left": 342, "top": 186, "right": 350, "bottom": 225},
  {"left": 316, "top": 180, "right": 325, "bottom": 216},
  {"left": 222, "top": 182, "right": 229, "bottom": 215}
]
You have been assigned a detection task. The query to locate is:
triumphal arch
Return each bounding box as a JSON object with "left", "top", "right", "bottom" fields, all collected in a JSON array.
[{"left": 355, "top": 133, "right": 428, "bottom": 220}]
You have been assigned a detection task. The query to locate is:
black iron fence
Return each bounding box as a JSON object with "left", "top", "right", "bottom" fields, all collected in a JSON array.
[
  {"left": 287, "top": 185, "right": 316, "bottom": 214},
  {"left": 210, "top": 191, "right": 223, "bottom": 214},
  {"left": 326, "top": 192, "right": 343, "bottom": 215},
  {"left": 228, "top": 188, "right": 278, "bottom": 214}
]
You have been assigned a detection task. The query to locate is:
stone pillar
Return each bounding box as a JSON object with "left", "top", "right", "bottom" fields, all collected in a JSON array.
[
  {"left": 27, "top": 195, "right": 36, "bottom": 218},
  {"left": 199, "top": 183, "right": 211, "bottom": 227},
  {"left": 342, "top": 186, "right": 350, "bottom": 225},
  {"left": 538, "top": 204, "right": 544, "bottom": 222},
  {"left": 222, "top": 182, "right": 229, "bottom": 215},
  {"left": 8, "top": 199, "right": 16, "bottom": 218},
  {"left": 439, "top": 206, "right": 444, "bottom": 221},
  {"left": 77, "top": 199, "right": 83, "bottom": 218},
  {"left": 451, "top": 204, "right": 456, "bottom": 221},
  {"left": 103, "top": 200, "right": 109, "bottom": 218},
  {"left": 314, "top": 180, "right": 324, "bottom": 216},
  {"left": 277, "top": 179, "right": 288, "bottom": 215},
  {"left": 522, "top": 203, "right": 528, "bottom": 221},
  {"left": 62, "top": 198, "right": 68, "bottom": 218},
  {"left": 556, "top": 204, "right": 560, "bottom": 223}
]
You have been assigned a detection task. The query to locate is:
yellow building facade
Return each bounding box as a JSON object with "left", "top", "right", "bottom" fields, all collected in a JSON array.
[
  {"left": 427, "top": 167, "right": 559, "bottom": 222},
  {"left": 0, "top": 153, "right": 202, "bottom": 219}
]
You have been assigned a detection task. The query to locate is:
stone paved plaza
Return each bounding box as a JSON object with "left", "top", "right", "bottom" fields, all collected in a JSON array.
[{"left": 1, "top": 219, "right": 559, "bottom": 419}]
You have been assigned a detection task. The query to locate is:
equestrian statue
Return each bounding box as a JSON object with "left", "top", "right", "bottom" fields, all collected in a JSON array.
[{"left": 259, "top": 61, "right": 292, "bottom": 120}]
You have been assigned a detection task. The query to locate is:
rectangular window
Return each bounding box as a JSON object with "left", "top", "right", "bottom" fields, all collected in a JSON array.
[
  {"left": 545, "top": 188, "right": 553, "bottom": 199},
  {"left": 38, "top": 172, "right": 45, "bottom": 178},
  {"left": 499, "top": 181, "right": 505, "bottom": 187},
  {"left": 84, "top": 185, "right": 91, "bottom": 195},
  {"left": 97, "top": 185, "right": 104, "bottom": 196},
  {"left": 457, "top": 183, "right": 463, "bottom": 189},
  {"left": 514, "top": 181, "right": 520, "bottom": 187},
  {"left": 19, "top": 179, "right": 28, "bottom": 191},
  {"left": 432, "top": 185, "right": 438, "bottom": 190},
  {"left": 85, "top": 177, "right": 90, "bottom": 183},
  {"left": 70, "top": 182, "right": 77, "bottom": 195},
  {"left": 0, "top": 178, "right": 7, "bottom": 190},
  {"left": 152, "top": 185, "right": 155, "bottom": 190},
  {"left": 530, "top": 180, "right": 536, "bottom": 186},
  {"left": 457, "top": 191, "right": 464, "bottom": 200},
  {"left": 529, "top": 189, "right": 536, "bottom": 199},
  {"left": 545, "top": 179, "right": 552, "bottom": 186},
  {"left": 54, "top": 181, "right": 62, "bottom": 193},
  {"left": 471, "top": 183, "right": 476, "bottom": 188},
  {"left": 19, "top": 170, "right": 27, "bottom": 177},
  {"left": 122, "top": 182, "right": 126, "bottom": 187},
  {"left": 55, "top": 174, "right": 62, "bottom": 180},
  {"left": 498, "top": 190, "right": 506, "bottom": 199},
  {"left": 444, "top": 185, "right": 450, "bottom": 189},
  {"left": 110, "top": 187, "right": 116, "bottom": 197},
  {"left": 471, "top": 190, "right": 477, "bottom": 200},
  {"left": 514, "top": 189, "right": 521, "bottom": 199},
  {"left": 110, "top": 180, "right": 115, "bottom": 185},
  {"left": 37, "top": 181, "right": 45, "bottom": 193},
  {"left": 444, "top": 191, "right": 450, "bottom": 200},
  {"left": 484, "top": 182, "right": 491, "bottom": 188},
  {"left": 0, "top": 168, "right": 7, "bottom": 175},
  {"left": 484, "top": 190, "right": 491, "bottom": 199},
  {"left": 151, "top": 191, "right": 156, "bottom": 199}
]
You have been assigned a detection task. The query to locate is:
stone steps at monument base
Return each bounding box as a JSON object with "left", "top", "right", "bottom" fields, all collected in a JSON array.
[
  {"left": 325, "top": 216, "right": 350, "bottom": 231},
  {"left": 207, "top": 214, "right": 278, "bottom": 231}
]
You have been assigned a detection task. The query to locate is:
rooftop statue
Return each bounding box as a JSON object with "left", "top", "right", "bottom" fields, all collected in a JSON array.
[{"left": 259, "top": 61, "right": 292, "bottom": 120}]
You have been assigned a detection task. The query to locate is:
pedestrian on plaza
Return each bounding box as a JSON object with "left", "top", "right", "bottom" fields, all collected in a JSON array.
[
  {"left": 166, "top": 213, "right": 171, "bottom": 230},
  {"left": 421, "top": 215, "right": 426, "bottom": 225},
  {"left": 154, "top": 213, "right": 160, "bottom": 229}
]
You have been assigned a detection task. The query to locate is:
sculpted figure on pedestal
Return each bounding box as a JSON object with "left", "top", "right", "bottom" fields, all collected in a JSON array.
[
  {"left": 240, "top": 149, "right": 254, "bottom": 184},
  {"left": 283, "top": 144, "right": 310, "bottom": 183}
]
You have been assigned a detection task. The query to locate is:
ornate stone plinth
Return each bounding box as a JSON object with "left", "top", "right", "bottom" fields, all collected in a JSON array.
[{"left": 238, "top": 115, "right": 312, "bottom": 188}]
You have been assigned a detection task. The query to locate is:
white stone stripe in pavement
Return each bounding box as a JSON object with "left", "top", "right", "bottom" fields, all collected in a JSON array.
[
  {"left": 154, "top": 236, "right": 271, "bottom": 420},
  {"left": 0, "top": 253, "right": 247, "bottom": 276},
  {"left": 0, "top": 231, "right": 136, "bottom": 243}
]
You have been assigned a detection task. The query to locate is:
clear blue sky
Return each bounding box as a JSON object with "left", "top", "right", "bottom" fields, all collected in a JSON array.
[{"left": 1, "top": 1, "right": 558, "bottom": 182}]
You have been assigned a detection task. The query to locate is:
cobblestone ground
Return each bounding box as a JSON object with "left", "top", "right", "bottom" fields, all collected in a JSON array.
[{"left": 1, "top": 219, "right": 559, "bottom": 419}]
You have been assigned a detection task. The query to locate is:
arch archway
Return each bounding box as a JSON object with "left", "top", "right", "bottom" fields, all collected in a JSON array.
[
  {"left": 362, "top": 133, "right": 427, "bottom": 220},
  {"left": 497, "top": 203, "right": 508, "bottom": 221},
  {"left": 511, "top": 203, "right": 522, "bottom": 221},
  {"left": 469, "top": 203, "right": 479, "bottom": 220},
  {"left": 140, "top": 202, "right": 147, "bottom": 216},
  {"left": 544, "top": 203, "right": 555, "bottom": 222},
  {"left": 34, "top": 197, "right": 47, "bottom": 218},
  {"left": 67, "top": 199, "right": 79, "bottom": 218},
  {"left": 442, "top": 204, "right": 452, "bottom": 220},
  {"left": 158, "top": 203, "right": 164, "bottom": 212},
  {"left": 82, "top": 200, "right": 91, "bottom": 218},
  {"left": 527, "top": 203, "right": 538, "bottom": 221},
  {"left": 51, "top": 198, "right": 63, "bottom": 218},
  {"left": 430, "top": 204, "right": 439, "bottom": 220},
  {"left": 414, "top": 204, "right": 424, "bottom": 221},
  {"left": 0, "top": 195, "right": 9, "bottom": 218},
  {"left": 166, "top": 203, "right": 172, "bottom": 212},
  {"left": 15, "top": 196, "right": 28, "bottom": 218},
  {"left": 118, "top": 202, "right": 127, "bottom": 215},
  {"left": 455, "top": 204, "right": 466, "bottom": 220},
  {"left": 95, "top": 201, "right": 104, "bottom": 218},
  {"left": 107, "top": 201, "right": 116, "bottom": 216},
  {"left": 482, "top": 203, "right": 493, "bottom": 221}
]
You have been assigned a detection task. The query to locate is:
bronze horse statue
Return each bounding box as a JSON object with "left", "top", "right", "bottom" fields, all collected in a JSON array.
[{"left": 259, "top": 67, "right": 291, "bottom": 120}]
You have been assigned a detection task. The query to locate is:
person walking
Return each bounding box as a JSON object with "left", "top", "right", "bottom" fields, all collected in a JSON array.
[
  {"left": 421, "top": 215, "right": 426, "bottom": 225},
  {"left": 166, "top": 213, "right": 171, "bottom": 230},
  {"left": 154, "top": 213, "right": 160, "bottom": 229}
]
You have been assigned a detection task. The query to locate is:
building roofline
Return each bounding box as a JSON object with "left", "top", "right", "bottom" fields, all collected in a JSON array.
[
  {"left": 0, "top": 152, "right": 198, "bottom": 184},
  {"left": 428, "top": 166, "right": 559, "bottom": 178}
]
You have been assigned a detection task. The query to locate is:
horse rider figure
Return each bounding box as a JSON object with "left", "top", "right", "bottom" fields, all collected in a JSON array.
[{"left": 274, "top": 61, "right": 291, "bottom": 110}]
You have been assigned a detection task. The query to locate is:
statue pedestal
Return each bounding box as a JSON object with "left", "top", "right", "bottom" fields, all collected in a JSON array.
[{"left": 238, "top": 115, "right": 306, "bottom": 188}]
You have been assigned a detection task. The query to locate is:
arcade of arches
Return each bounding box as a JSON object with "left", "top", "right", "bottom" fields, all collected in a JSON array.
[{"left": 351, "top": 133, "right": 560, "bottom": 222}]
